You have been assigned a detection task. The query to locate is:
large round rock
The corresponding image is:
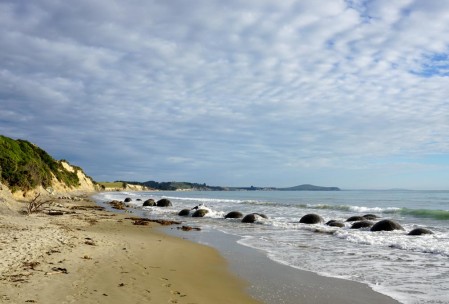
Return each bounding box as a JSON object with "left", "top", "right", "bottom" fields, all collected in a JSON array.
[
  {"left": 326, "top": 220, "right": 345, "bottom": 228},
  {"left": 178, "top": 209, "right": 190, "bottom": 216},
  {"left": 254, "top": 213, "right": 268, "bottom": 219},
  {"left": 242, "top": 213, "right": 268, "bottom": 223},
  {"left": 156, "top": 198, "right": 172, "bottom": 207},
  {"left": 192, "top": 209, "right": 208, "bottom": 217},
  {"left": 370, "top": 219, "right": 404, "bottom": 232},
  {"left": 363, "top": 214, "right": 378, "bottom": 220},
  {"left": 143, "top": 199, "right": 156, "bottom": 207},
  {"left": 351, "top": 221, "right": 373, "bottom": 229},
  {"left": 346, "top": 216, "right": 365, "bottom": 222},
  {"left": 299, "top": 214, "right": 323, "bottom": 224},
  {"left": 124, "top": 197, "right": 132, "bottom": 203},
  {"left": 225, "top": 211, "right": 243, "bottom": 219},
  {"left": 408, "top": 228, "right": 433, "bottom": 236}
]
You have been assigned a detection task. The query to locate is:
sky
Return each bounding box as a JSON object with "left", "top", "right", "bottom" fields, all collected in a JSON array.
[{"left": 1, "top": 0, "right": 449, "bottom": 190}]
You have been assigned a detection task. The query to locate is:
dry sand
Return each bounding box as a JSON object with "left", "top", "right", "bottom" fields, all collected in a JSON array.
[{"left": 0, "top": 194, "right": 260, "bottom": 304}]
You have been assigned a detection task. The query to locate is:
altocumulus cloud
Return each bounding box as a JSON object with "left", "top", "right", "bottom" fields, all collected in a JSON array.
[{"left": 1, "top": 0, "right": 449, "bottom": 188}]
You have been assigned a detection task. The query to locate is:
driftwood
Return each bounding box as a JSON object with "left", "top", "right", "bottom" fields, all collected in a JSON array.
[
  {"left": 26, "top": 194, "right": 51, "bottom": 215},
  {"left": 124, "top": 217, "right": 181, "bottom": 226}
]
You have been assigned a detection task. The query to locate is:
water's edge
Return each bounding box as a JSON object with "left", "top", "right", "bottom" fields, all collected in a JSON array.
[{"left": 164, "top": 226, "right": 401, "bottom": 304}]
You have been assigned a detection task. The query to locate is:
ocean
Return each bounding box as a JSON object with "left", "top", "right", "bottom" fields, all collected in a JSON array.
[{"left": 93, "top": 190, "right": 449, "bottom": 304}]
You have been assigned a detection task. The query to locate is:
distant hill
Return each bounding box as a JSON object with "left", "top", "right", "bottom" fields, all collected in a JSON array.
[
  {"left": 278, "top": 184, "right": 340, "bottom": 191},
  {"left": 119, "top": 180, "right": 227, "bottom": 191},
  {"left": 120, "top": 180, "right": 339, "bottom": 192}
]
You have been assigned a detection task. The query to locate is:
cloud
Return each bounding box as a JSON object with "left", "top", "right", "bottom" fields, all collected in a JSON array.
[{"left": 1, "top": 0, "right": 449, "bottom": 188}]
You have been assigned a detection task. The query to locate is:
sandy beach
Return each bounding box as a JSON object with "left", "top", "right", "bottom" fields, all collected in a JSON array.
[
  {"left": 0, "top": 194, "right": 260, "bottom": 304},
  {"left": 0, "top": 191, "right": 403, "bottom": 304}
]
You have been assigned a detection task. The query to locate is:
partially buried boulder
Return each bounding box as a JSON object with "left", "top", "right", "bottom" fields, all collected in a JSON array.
[
  {"left": 370, "top": 219, "right": 404, "bottom": 232},
  {"left": 363, "top": 214, "right": 378, "bottom": 220},
  {"left": 241, "top": 213, "right": 267, "bottom": 223},
  {"left": 156, "top": 199, "right": 172, "bottom": 207},
  {"left": 178, "top": 209, "right": 190, "bottom": 216},
  {"left": 225, "top": 211, "right": 243, "bottom": 219},
  {"left": 299, "top": 214, "right": 323, "bottom": 224},
  {"left": 350, "top": 220, "right": 373, "bottom": 229},
  {"left": 192, "top": 209, "right": 208, "bottom": 217},
  {"left": 124, "top": 197, "right": 132, "bottom": 203},
  {"left": 326, "top": 220, "right": 345, "bottom": 228},
  {"left": 346, "top": 216, "right": 365, "bottom": 222},
  {"left": 143, "top": 199, "right": 156, "bottom": 207},
  {"left": 408, "top": 228, "right": 433, "bottom": 236}
]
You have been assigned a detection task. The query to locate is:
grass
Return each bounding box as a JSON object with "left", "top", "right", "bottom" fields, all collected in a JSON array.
[{"left": 0, "top": 135, "right": 80, "bottom": 192}]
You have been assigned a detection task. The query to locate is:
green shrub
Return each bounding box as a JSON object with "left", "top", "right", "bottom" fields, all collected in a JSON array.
[{"left": 0, "top": 135, "right": 80, "bottom": 192}]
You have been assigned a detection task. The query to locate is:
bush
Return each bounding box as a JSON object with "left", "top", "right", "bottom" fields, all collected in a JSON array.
[{"left": 0, "top": 135, "right": 80, "bottom": 192}]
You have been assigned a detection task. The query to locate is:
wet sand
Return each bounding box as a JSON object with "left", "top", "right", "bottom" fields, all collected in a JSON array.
[{"left": 167, "top": 224, "right": 402, "bottom": 304}]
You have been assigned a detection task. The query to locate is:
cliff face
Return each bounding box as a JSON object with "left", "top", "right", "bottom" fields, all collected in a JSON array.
[
  {"left": 59, "top": 161, "right": 97, "bottom": 192},
  {"left": 10, "top": 161, "right": 98, "bottom": 200},
  {"left": 0, "top": 135, "right": 98, "bottom": 201},
  {"left": 0, "top": 180, "right": 19, "bottom": 213}
]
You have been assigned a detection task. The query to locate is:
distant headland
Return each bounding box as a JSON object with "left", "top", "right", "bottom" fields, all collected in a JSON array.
[{"left": 112, "top": 180, "right": 341, "bottom": 192}]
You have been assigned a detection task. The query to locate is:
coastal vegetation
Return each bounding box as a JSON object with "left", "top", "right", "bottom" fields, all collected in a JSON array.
[{"left": 0, "top": 135, "right": 81, "bottom": 192}]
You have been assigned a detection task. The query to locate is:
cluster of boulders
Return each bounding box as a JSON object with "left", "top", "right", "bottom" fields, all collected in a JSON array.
[
  {"left": 109, "top": 197, "right": 434, "bottom": 236},
  {"left": 108, "top": 197, "right": 173, "bottom": 210},
  {"left": 299, "top": 213, "right": 433, "bottom": 236},
  {"left": 176, "top": 205, "right": 269, "bottom": 224}
]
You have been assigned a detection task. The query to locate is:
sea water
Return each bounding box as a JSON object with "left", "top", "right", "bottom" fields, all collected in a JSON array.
[{"left": 93, "top": 190, "right": 449, "bottom": 304}]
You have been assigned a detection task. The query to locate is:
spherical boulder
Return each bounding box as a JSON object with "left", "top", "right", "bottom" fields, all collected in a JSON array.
[
  {"left": 240, "top": 214, "right": 256, "bottom": 223},
  {"left": 408, "top": 228, "right": 433, "bottom": 236},
  {"left": 299, "top": 214, "right": 323, "bottom": 224},
  {"left": 346, "top": 216, "right": 365, "bottom": 222},
  {"left": 225, "top": 211, "right": 243, "bottom": 219},
  {"left": 192, "top": 209, "right": 209, "bottom": 217},
  {"left": 363, "top": 214, "right": 378, "bottom": 220},
  {"left": 350, "top": 220, "right": 374, "bottom": 229},
  {"left": 156, "top": 199, "right": 172, "bottom": 207},
  {"left": 178, "top": 209, "right": 190, "bottom": 216},
  {"left": 143, "top": 199, "right": 156, "bottom": 207},
  {"left": 124, "top": 197, "right": 132, "bottom": 203},
  {"left": 370, "top": 219, "right": 404, "bottom": 232},
  {"left": 326, "top": 220, "right": 345, "bottom": 228},
  {"left": 254, "top": 213, "right": 268, "bottom": 219}
]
